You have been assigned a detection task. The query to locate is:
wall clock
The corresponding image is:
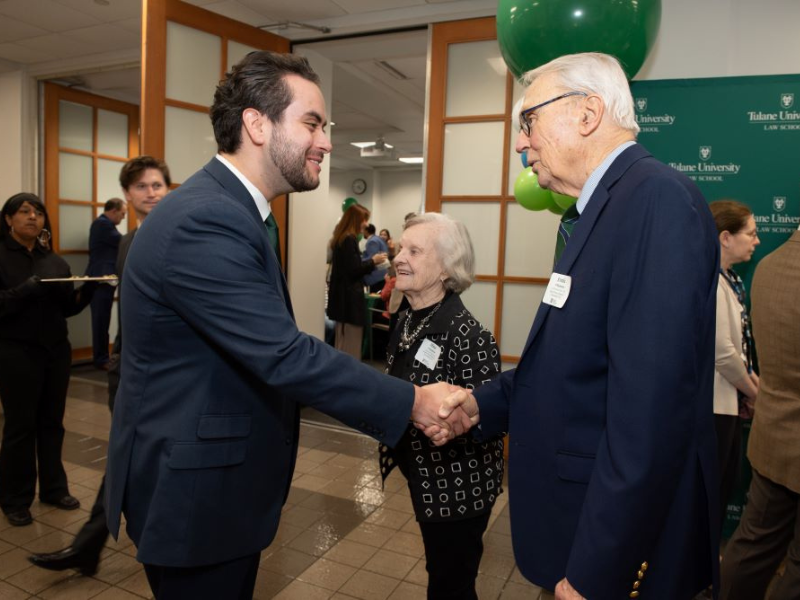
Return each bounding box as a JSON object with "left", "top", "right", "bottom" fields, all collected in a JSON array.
[{"left": 352, "top": 178, "right": 367, "bottom": 195}]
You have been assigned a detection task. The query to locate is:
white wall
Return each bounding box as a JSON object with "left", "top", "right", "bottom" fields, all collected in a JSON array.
[
  {"left": 0, "top": 71, "right": 37, "bottom": 205},
  {"left": 330, "top": 169, "right": 374, "bottom": 213}
]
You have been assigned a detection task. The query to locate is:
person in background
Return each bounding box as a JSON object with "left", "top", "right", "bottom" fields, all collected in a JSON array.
[
  {"left": 363, "top": 223, "right": 389, "bottom": 292},
  {"left": 29, "top": 156, "right": 171, "bottom": 575},
  {"left": 380, "top": 228, "right": 396, "bottom": 260},
  {"left": 719, "top": 226, "right": 800, "bottom": 599},
  {"left": 708, "top": 199, "right": 760, "bottom": 534},
  {"left": 380, "top": 212, "right": 504, "bottom": 600},
  {"left": 86, "top": 197, "right": 126, "bottom": 370},
  {"left": 0, "top": 193, "right": 96, "bottom": 527},
  {"left": 328, "top": 203, "right": 387, "bottom": 359}
]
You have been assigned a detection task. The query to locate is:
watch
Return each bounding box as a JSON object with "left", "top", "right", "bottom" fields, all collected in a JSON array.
[{"left": 352, "top": 178, "right": 367, "bottom": 195}]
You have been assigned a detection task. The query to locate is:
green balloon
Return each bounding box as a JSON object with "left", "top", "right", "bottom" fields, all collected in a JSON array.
[
  {"left": 552, "top": 191, "right": 578, "bottom": 210},
  {"left": 514, "top": 167, "right": 554, "bottom": 211},
  {"left": 342, "top": 197, "right": 358, "bottom": 212},
  {"left": 497, "top": 0, "right": 662, "bottom": 80},
  {"left": 547, "top": 202, "right": 565, "bottom": 215}
]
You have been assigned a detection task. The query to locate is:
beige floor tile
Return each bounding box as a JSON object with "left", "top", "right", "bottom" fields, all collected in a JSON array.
[
  {"left": 292, "top": 474, "right": 334, "bottom": 493},
  {"left": 22, "top": 530, "right": 75, "bottom": 554},
  {"left": 297, "top": 558, "right": 357, "bottom": 591},
  {"left": 403, "top": 559, "right": 427, "bottom": 587},
  {"left": 287, "top": 528, "right": 342, "bottom": 558},
  {"left": 90, "top": 586, "right": 145, "bottom": 600},
  {"left": 272, "top": 579, "right": 334, "bottom": 600},
  {"left": 363, "top": 508, "right": 411, "bottom": 530},
  {"left": 0, "top": 580, "right": 30, "bottom": 600},
  {"left": 93, "top": 552, "right": 143, "bottom": 586},
  {"left": 338, "top": 570, "right": 400, "bottom": 600},
  {"left": 253, "top": 569, "right": 293, "bottom": 600},
  {"left": 302, "top": 449, "right": 338, "bottom": 465},
  {"left": 478, "top": 551, "right": 517, "bottom": 580},
  {"left": 0, "top": 549, "right": 38, "bottom": 580},
  {"left": 351, "top": 487, "right": 386, "bottom": 508},
  {"left": 34, "top": 508, "right": 90, "bottom": 530},
  {"left": 5, "top": 565, "right": 72, "bottom": 596},
  {"left": 475, "top": 573, "right": 505, "bottom": 600},
  {"left": 343, "top": 524, "right": 395, "bottom": 549},
  {"left": 322, "top": 540, "right": 378, "bottom": 569},
  {"left": 399, "top": 519, "right": 419, "bottom": 535},
  {"left": 327, "top": 454, "right": 366, "bottom": 469},
  {"left": 0, "top": 538, "right": 16, "bottom": 556},
  {"left": 37, "top": 574, "right": 109, "bottom": 599},
  {"left": 318, "top": 481, "right": 357, "bottom": 501},
  {"left": 260, "top": 547, "right": 318, "bottom": 579},
  {"left": 387, "top": 580, "right": 426, "bottom": 600},
  {"left": 380, "top": 495, "right": 413, "bottom": 515},
  {"left": 0, "top": 523, "right": 57, "bottom": 548},
  {"left": 281, "top": 506, "right": 324, "bottom": 530},
  {"left": 308, "top": 463, "right": 350, "bottom": 481},
  {"left": 362, "top": 549, "right": 417, "bottom": 580},
  {"left": 381, "top": 532, "right": 424, "bottom": 559},
  {"left": 500, "top": 580, "right": 550, "bottom": 600}
]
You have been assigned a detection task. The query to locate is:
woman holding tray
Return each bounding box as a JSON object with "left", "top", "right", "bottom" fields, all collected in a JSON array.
[{"left": 0, "top": 193, "right": 97, "bottom": 526}]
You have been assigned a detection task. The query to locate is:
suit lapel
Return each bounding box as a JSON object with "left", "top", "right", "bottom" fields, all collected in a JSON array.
[
  {"left": 202, "top": 158, "right": 294, "bottom": 318},
  {"left": 519, "top": 144, "right": 650, "bottom": 358}
]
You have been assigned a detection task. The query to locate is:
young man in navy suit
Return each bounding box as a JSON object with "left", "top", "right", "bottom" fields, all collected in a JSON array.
[
  {"left": 104, "top": 52, "right": 474, "bottom": 599},
  {"left": 444, "top": 53, "right": 720, "bottom": 600}
]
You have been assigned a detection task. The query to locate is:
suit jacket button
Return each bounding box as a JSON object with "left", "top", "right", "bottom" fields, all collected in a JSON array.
[{"left": 629, "top": 592, "right": 640, "bottom": 599}]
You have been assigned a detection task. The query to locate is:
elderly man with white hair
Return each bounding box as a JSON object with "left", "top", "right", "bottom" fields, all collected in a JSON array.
[{"left": 445, "top": 52, "right": 721, "bottom": 600}]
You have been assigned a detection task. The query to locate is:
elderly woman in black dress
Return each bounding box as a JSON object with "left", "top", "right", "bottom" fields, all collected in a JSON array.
[
  {"left": 379, "top": 212, "right": 504, "bottom": 600},
  {"left": 0, "top": 193, "right": 96, "bottom": 526}
]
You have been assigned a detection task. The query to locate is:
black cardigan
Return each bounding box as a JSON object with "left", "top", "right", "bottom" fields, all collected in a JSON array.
[{"left": 327, "top": 234, "right": 376, "bottom": 326}]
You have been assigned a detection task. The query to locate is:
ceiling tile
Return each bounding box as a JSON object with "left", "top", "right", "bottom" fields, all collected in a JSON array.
[
  {"left": 334, "top": 0, "right": 426, "bottom": 14},
  {"left": 62, "top": 24, "right": 140, "bottom": 52},
  {"left": 15, "top": 32, "right": 95, "bottom": 59},
  {"left": 52, "top": 0, "right": 141, "bottom": 23},
  {"left": 115, "top": 16, "right": 142, "bottom": 34},
  {"left": 0, "top": 15, "right": 49, "bottom": 43},
  {"left": 0, "top": 0, "right": 100, "bottom": 33},
  {"left": 0, "top": 41, "right": 59, "bottom": 63},
  {"left": 237, "top": 0, "right": 347, "bottom": 22},
  {"left": 201, "top": 1, "right": 272, "bottom": 27}
]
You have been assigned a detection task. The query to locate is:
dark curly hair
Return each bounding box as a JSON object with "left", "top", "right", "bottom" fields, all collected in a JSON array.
[
  {"left": 210, "top": 51, "right": 320, "bottom": 154},
  {"left": 119, "top": 156, "right": 171, "bottom": 190}
]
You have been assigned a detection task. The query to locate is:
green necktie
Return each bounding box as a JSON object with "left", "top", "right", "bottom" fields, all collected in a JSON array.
[
  {"left": 553, "top": 204, "right": 580, "bottom": 267},
  {"left": 265, "top": 213, "right": 282, "bottom": 265}
]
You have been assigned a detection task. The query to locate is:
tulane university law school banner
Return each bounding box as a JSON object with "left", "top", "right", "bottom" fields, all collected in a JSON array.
[{"left": 631, "top": 74, "right": 800, "bottom": 536}]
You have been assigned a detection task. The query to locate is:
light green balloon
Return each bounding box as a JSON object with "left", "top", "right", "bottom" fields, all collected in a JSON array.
[
  {"left": 514, "top": 167, "right": 554, "bottom": 211},
  {"left": 552, "top": 192, "right": 578, "bottom": 210}
]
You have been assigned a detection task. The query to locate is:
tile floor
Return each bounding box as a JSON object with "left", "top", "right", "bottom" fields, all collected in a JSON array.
[{"left": 0, "top": 365, "right": 548, "bottom": 600}]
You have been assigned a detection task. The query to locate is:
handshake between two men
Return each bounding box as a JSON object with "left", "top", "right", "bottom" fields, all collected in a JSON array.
[{"left": 410, "top": 382, "right": 479, "bottom": 446}]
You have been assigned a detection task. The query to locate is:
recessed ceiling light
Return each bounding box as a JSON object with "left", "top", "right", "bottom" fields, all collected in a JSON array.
[
  {"left": 399, "top": 157, "right": 424, "bottom": 164},
  {"left": 350, "top": 141, "right": 393, "bottom": 149}
]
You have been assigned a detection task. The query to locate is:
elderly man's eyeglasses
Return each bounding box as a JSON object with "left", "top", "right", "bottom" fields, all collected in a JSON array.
[{"left": 519, "top": 91, "right": 588, "bottom": 136}]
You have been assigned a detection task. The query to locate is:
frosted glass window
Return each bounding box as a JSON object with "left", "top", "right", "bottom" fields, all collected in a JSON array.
[
  {"left": 59, "top": 204, "right": 92, "bottom": 251},
  {"left": 505, "top": 202, "right": 561, "bottom": 278},
  {"left": 501, "top": 283, "right": 545, "bottom": 357},
  {"left": 502, "top": 362, "right": 516, "bottom": 372},
  {"left": 442, "top": 202, "right": 500, "bottom": 276},
  {"left": 97, "top": 109, "right": 128, "bottom": 158},
  {"left": 165, "top": 106, "right": 217, "bottom": 184},
  {"left": 442, "top": 122, "right": 504, "bottom": 196},
  {"left": 62, "top": 254, "right": 88, "bottom": 277},
  {"left": 445, "top": 40, "right": 506, "bottom": 117},
  {"left": 97, "top": 158, "right": 124, "bottom": 204},
  {"left": 508, "top": 81, "right": 528, "bottom": 193},
  {"left": 59, "top": 101, "right": 93, "bottom": 152},
  {"left": 59, "top": 153, "right": 93, "bottom": 201},
  {"left": 227, "top": 40, "right": 259, "bottom": 72},
  {"left": 166, "top": 22, "right": 221, "bottom": 106},
  {"left": 459, "top": 281, "right": 496, "bottom": 336},
  {"left": 63, "top": 253, "right": 92, "bottom": 346}
]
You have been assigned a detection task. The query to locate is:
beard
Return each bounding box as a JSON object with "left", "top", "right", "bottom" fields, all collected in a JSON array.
[{"left": 269, "top": 126, "right": 318, "bottom": 192}]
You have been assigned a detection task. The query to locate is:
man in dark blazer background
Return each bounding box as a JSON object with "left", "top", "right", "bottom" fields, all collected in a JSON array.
[
  {"left": 85, "top": 198, "right": 125, "bottom": 369},
  {"left": 457, "top": 53, "right": 720, "bottom": 600},
  {"left": 104, "top": 51, "right": 473, "bottom": 599}
]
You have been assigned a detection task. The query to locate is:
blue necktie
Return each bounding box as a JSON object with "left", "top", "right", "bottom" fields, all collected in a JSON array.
[
  {"left": 265, "top": 213, "right": 281, "bottom": 264},
  {"left": 554, "top": 204, "right": 580, "bottom": 267}
]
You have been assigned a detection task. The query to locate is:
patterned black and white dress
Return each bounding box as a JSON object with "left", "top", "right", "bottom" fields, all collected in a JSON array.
[{"left": 379, "top": 292, "right": 505, "bottom": 522}]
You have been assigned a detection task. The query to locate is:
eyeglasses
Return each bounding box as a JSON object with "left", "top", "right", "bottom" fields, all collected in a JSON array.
[{"left": 519, "top": 91, "right": 588, "bottom": 136}]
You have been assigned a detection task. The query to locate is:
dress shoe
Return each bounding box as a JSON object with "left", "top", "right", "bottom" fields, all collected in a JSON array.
[
  {"left": 28, "top": 547, "right": 99, "bottom": 576},
  {"left": 41, "top": 495, "right": 80, "bottom": 510},
  {"left": 4, "top": 508, "right": 32, "bottom": 527}
]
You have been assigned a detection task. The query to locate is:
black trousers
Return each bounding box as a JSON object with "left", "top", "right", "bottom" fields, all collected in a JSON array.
[
  {"left": 144, "top": 552, "right": 260, "bottom": 600},
  {"left": 0, "top": 340, "right": 71, "bottom": 511},
  {"left": 73, "top": 477, "right": 109, "bottom": 560},
  {"left": 714, "top": 413, "right": 742, "bottom": 529},
  {"left": 90, "top": 285, "right": 114, "bottom": 366},
  {"left": 418, "top": 512, "right": 491, "bottom": 600}
]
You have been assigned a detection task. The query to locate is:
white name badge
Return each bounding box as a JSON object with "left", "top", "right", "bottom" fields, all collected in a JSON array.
[
  {"left": 543, "top": 273, "right": 572, "bottom": 308},
  {"left": 415, "top": 338, "right": 442, "bottom": 370}
]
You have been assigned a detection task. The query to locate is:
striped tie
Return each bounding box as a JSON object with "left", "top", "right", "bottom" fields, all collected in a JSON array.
[
  {"left": 265, "top": 213, "right": 282, "bottom": 265},
  {"left": 553, "top": 204, "right": 580, "bottom": 267}
]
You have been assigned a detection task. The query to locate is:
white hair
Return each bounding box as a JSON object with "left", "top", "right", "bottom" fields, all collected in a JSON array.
[
  {"left": 520, "top": 52, "right": 639, "bottom": 136},
  {"left": 403, "top": 212, "right": 475, "bottom": 293}
]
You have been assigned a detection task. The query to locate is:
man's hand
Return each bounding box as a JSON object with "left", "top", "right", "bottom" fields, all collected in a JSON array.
[
  {"left": 555, "top": 578, "right": 585, "bottom": 600},
  {"left": 411, "top": 383, "right": 478, "bottom": 445}
]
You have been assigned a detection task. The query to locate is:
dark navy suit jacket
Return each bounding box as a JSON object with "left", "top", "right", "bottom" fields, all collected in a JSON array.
[
  {"left": 475, "top": 144, "right": 720, "bottom": 600},
  {"left": 86, "top": 214, "right": 121, "bottom": 276},
  {"left": 105, "top": 158, "right": 413, "bottom": 567}
]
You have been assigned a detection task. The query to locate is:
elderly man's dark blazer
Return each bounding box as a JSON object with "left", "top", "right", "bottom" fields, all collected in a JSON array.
[
  {"left": 105, "top": 158, "right": 414, "bottom": 568},
  {"left": 475, "top": 144, "right": 721, "bottom": 600},
  {"left": 86, "top": 213, "right": 121, "bottom": 276}
]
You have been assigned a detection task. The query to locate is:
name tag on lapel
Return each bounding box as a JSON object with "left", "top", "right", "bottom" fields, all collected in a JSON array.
[
  {"left": 543, "top": 273, "right": 572, "bottom": 308},
  {"left": 415, "top": 339, "right": 441, "bottom": 370}
]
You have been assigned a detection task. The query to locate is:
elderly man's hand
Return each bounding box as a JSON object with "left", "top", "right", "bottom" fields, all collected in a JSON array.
[
  {"left": 555, "top": 578, "right": 585, "bottom": 600},
  {"left": 412, "top": 383, "right": 479, "bottom": 446}
]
